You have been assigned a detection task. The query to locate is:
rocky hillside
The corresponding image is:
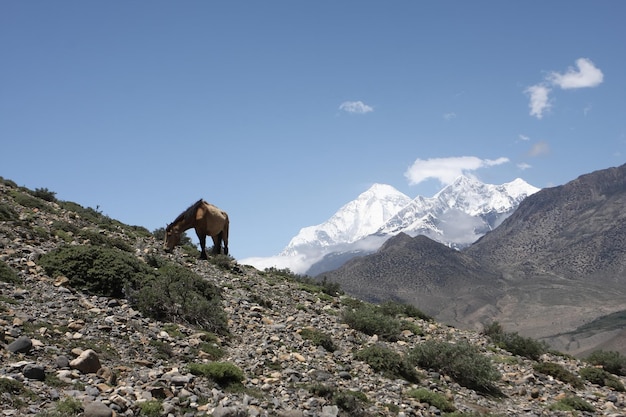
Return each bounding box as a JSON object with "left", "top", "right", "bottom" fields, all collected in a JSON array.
[{"left": 1, "top": 179, "right": 626, "bottom": 417}]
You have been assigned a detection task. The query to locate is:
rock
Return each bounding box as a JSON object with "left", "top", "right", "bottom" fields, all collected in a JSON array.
[
  {"left": 22, "top": 364, "right": 45, "bottom": 380},
  {"left": 7, "top": 336, "right": 32, "bottom": 353},
  {"left": 83, "top": 401, "right": 114, "bottom": 417},
  {"left": 70, "top": 349, "right": 101, "bottom": 374}
]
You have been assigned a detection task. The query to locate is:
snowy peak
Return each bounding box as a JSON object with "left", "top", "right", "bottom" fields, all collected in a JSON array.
[{"left": 281, "top": 184, "right": 412, "bottom": 256}]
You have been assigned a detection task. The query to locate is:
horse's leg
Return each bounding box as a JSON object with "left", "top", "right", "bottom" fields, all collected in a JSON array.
[
  {"left": 222, "top": 231, "right": 229, "bottom": 256},
  {"left": 196, "top": 230, "right": 208, "bottom": 259},
  {"left": 211, "top": 235, "right": 221, "bottom": 255}
]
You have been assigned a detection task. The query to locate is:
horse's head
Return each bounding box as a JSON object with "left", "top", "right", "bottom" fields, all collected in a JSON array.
[{"left": 163, "top": 223, "right": 181, "bottom": 252}]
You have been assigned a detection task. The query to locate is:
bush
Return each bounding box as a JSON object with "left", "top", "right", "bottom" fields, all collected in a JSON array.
[
  {"left": 0, "top": 203, "right": 18, "bottom": 221},
  {"left": 334, "top": 390, "right": 368, "bottom": 414},
  {"left": 549, "top": 395, "right": 595, "bottom": 412},
  {"left": 406, "top": 388, "right": 455, "bottom": 412},
  {"left": 31, "top": 187, "right": 57, "bottom": 202},
  {"left": 533, "top": 362, "right": 583, "bottom": 389},
  {"left": 137, "top": 400, "right": 162, "bottom": 417},
  {"left": 409, "top": 340, "right": 500, "bottom": 394},
  {"left": 379, "top": 300, "right": 432, "bottom": 321},
  {"left": 38, "top": 245, "right": 152, "bottom": 298},
  {"left": 342, "top": 304, "right": 402, "bottom": 341},
  {"left": 187, "top": 362, "right": 244, "bottom": 388},
  {"left": 10, "top": 190, "right": 49, "bottom": 211},
  {"left": 580, "top": 366, "right": 625, "bottom": 391},
  {"left": 133, "top": 264, "right": 227, "bottom": 334},
  {"left": 300, "top": 327, "right": 337, "bottom": 352},
  {"left": 483, "top": 322, "right": 547, "bottom": 360},
  {"left": 354, "top": 344, "right": 420, "bottom": 383},
  {"left": 0, "top": 261, "right": 21, "bottom": 284},
  {"left": 586, "top": 350, "right": 626, "bottom": 376}
]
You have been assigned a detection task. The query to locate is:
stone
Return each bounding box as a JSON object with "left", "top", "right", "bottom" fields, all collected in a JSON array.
[
  {"left": 7, "top": 336, "right": 32, "bottom": 353},
  {"left": 83, "top": 401, "right": 114, "bottom": 417},
  {"left": 22, "top": 364, "right": 45, "bottom": 380},
  {"left": 70, "top": 349, "right": 101, "bottom": 374}
]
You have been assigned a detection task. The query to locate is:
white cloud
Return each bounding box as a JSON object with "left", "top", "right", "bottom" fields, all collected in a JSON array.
[
  {"left": 526, "top": 58, "right": 603, "bottom": 119},
  {"left": 518, "top": 134, "right": 530, "bottom": 141},
  {"left": 443, "top": 112, "right": 457, "bottom": 120},
  {"left": 404, "top": 156, "right": 510, "bottom": 186},
  {"left": 525, "top": 84, "right": 551, "bottom": 119},
  {"left": 339, "top": 100, "right": 373, "bottom": 114},
  {"left": 548, "top": 58, "right": 604, "bottom": 89},
  {"left": 517, "top": 162, "right": 532, "bottom": 170}
]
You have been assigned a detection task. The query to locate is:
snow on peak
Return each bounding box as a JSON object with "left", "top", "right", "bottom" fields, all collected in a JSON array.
[{"left": 281, "top": 184, "right": 412, "bottom": 255}]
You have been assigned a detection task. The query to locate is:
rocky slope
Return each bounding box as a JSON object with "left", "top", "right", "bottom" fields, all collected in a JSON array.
[{"left": 1, "top": 180, "right": 626, "bottom": 417}]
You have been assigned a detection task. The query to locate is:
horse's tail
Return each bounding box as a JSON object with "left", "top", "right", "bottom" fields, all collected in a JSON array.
[{"left": 222, "top": 213, "right": 229, "bottom": 255}]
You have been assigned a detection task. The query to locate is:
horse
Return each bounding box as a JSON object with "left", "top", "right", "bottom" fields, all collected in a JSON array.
[{"left": 164, "top": 199, "right": 229, "bottom": 259}]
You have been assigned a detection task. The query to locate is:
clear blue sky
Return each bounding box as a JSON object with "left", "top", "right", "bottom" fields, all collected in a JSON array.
[{"left": 2, "top": 1, "right": 624, "bottom": 260}]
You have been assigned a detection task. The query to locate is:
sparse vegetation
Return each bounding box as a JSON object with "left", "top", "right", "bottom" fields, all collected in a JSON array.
[
  {"left": 409, "top": 340, "right": 501, "bottom": 394},
  {"left": 533, "top": 362, "right": 584, "bottom": 389},
  {"left": 342, "top": 303, "right": 402, "bottom": 341},
  {"left": 354, "top": 344, "right": 420, "bottom": 383},
  {"left": 0, "top": 260, "right": 20, "bottom": 284},
  {"left": 187, "top": 362, "right": 244, "bottom": 388},
  {"left": 579, "top": 366, "right": 625, "bottom": 391},
  {"left": 548, "top": 395, "right": 595, "bottom": 412},
  {"left": 300, "top": 327, "right": 337, "bottom": 352},
  {"left": 137, "top": 400, "right": 163, "bottom": 417},
  {"left": 586, "top": 350, "right": 626, "bottom": 376},
  {"left": 406, "top": 388, "right": 456, "bottom": 412},
  {"left": 483, "top": 322, "right": 547, "bottom": 360}
]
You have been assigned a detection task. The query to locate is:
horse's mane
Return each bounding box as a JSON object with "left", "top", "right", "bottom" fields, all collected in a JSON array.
[{"left": 167, "top": 199, "right": 204, "bottom": 230}]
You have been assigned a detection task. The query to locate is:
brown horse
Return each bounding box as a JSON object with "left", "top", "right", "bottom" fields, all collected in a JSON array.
[{"left": 164, "top": 199, "right": 229, "bottom": 259}]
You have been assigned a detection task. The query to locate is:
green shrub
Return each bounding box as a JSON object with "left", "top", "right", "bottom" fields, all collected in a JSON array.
[
  {"left": 354, "top": 344, "right": 420, "bottom": 383},
  {"left": 342, "top": 304, "right": 402, "bottom": 341},
  {"left": 483, "top": 322, "right": 547, "bottom": 360},
  {"left": 586, "top": 350, "right": 626, "bottom": 376},
  {"left": 300, "top": 327, "right": 337, "bottom": 352},
  {"left": 379, "top": 300, "right": 432, "bottom": 321},
  {"left": 31, "top": 187, "right": 57, "bottom": 202},
  {"left": 137, "top": 400, "right": 163, "bottom": 417},
  {"left": 334, "top": 390, "right": 368, "bottom": 414},
  {"left": 76, "top": 229, "right": 133, "bottom": 252},
  {"left": 38, "top": 245, "right": 152, "bottom": 298},
  {"left": 10, "top": 190, "right": 49, "bottom": 211},
  {"left": 580, "top": 366, "right": 625, "bottom": 391},
  {"left": 133, "top": 264, "right": 227, "bottom": 334},
  {"left": 533, "top": 362, "right": 583, "bottom": 389},
  {"left": 187, "top": 362, "right": 244, "bottom": 388},
  {"left": 0, "top": 260, "right": 21, "bottom": 284},
  {"left": 0, "top": 203, "right": 18, "bottom": 221},
  {"left": 409, "top": 340, "right": 500, "bottom": 394},
  {"left": 548, "top": 395, "right": 595, "bottom": 412},
  {"left": 406, "top": 388, "right": 455, "bottom": 412}
]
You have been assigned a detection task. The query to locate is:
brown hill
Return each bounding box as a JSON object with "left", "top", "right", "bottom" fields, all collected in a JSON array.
[{"left": 321, "top": 164, "right": 626, "bottom": 356}]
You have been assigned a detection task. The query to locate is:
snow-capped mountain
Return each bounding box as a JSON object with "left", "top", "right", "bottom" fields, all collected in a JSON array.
[
  {"left": 281, "top": 183, "right": 412, "bottom": 257},
  {"left": 377, "top": 176, "right": 540, "bottom": 249},
  {"left": 242, "top": 177, "right": 539, "bottom": 275}
]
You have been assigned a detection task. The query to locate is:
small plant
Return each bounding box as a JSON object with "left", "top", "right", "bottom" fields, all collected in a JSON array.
[
  {"left": 548, "top": 395, "right": 595, "bottom": 412},
  {"left": 0, "top": 260, "right": 21, "bottom": 284},
  {"left": 137, "top": 400, "right": 163, "bottom": 417},
  {"left": 586, "top": 350, "right": 626, "bottom": 376},
  {"left": 580, "top": 366, "right": 625, "bottom": 391},
  {"left": 406, "top": 388, "right": 455, "bottom": 412},
  {"left": 354, "top": 344, "right": 420, "bottom": 383},
  {"left": 187, "top": 362, "right": 244, "bottom": 388},
  {"left": 300, "top": 327, "right": 337, "bottom": 352},
  {"left": 309, "top": 383, "right": 336, "bottom": 399},
  {"left": 334, "top": 390, "right": 368, "bottom": 414},
  {"left": 0, "top": 203, "right": 18, "bottom": 221},
  {"left": 379, "top": 300, "right": 432, "bottom": 321},
  {"left": 533, "top": 362, "right": 583, "bottom": 389},
  {"left": 0, "top": 377, "right": 29, "bottom": 409},
  {"left": 342, "top": 304, "right": 402, "bottom": 341},
  {"left": 31, "top": 187, "right": 57, "bottom": 202},
  {"left": 409, "top": 340, "right": 501, "bottom": 394},
  {"left": 483, "top": 322, "right": 547, "bottom": 360}
]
